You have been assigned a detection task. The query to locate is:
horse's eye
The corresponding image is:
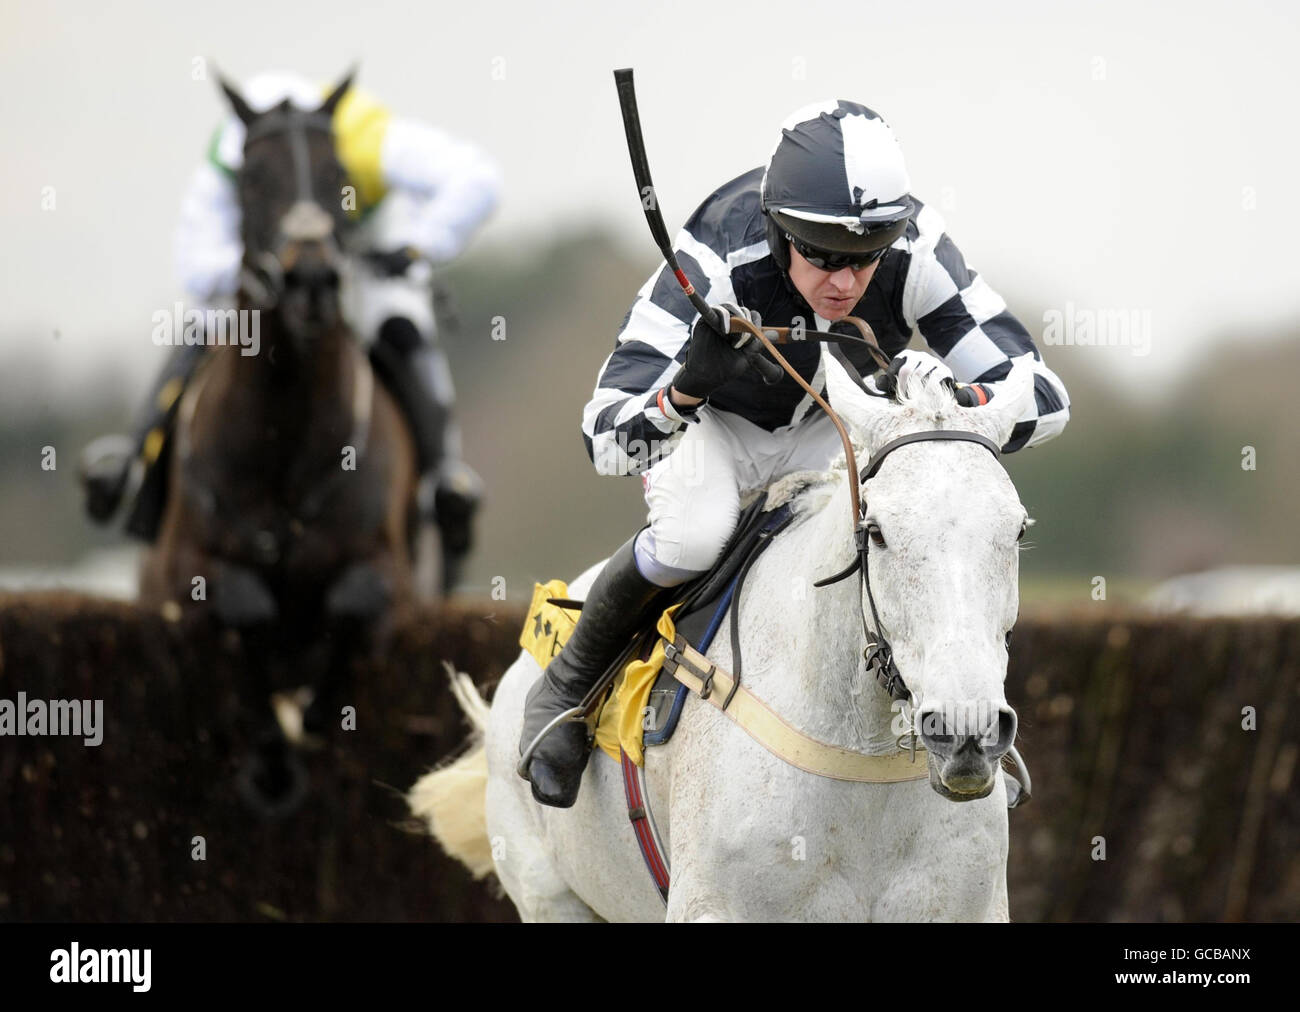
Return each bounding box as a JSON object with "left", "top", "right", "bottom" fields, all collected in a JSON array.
[
  {"left": 867, "top": 523, "right": 886, "bottom": 549},
  {"left": 1016, "top": 522, "right": 1028, "bottom": 542}
]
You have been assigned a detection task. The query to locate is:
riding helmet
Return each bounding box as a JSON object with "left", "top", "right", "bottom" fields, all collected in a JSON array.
[{"left": 761, "top": 100, "right": 915, "bottom": 269}]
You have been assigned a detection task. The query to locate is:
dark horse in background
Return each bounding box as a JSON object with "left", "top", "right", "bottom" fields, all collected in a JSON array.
[{"left": 139, "top": 72, "right": 419, "bottom": 813}]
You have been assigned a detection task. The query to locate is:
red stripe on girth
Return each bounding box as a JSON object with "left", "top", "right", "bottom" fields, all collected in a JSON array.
[{"left": 621, "top": 748, "right": 670, "bottom": 893}]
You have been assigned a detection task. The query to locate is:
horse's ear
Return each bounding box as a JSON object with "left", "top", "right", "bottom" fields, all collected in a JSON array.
[
  {"left": 822, "top": 346, "right": 896, "bottom": 449},
  {"left": 217, "top": 73, "right": 258, "bottom": 126},
  {"left": 958, "top": 356, "right": 1036, "bottom": 448},
  {"left": 317, "top": 67, "right": 356, "bottom": 117}
]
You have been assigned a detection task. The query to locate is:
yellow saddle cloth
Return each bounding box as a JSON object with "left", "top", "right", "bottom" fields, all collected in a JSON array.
[{"left": 519, "top": 580, "right": 679, "bottom": 768}]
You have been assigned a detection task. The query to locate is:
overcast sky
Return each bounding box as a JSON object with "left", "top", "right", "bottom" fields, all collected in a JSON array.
[{"left": 2, "top": 0, "right": 1297, "bottom": 406}]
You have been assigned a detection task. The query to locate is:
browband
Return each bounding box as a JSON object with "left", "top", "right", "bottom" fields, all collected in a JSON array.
[{"left": 860, "top": 430, "right": 1002, "bottom": 481}]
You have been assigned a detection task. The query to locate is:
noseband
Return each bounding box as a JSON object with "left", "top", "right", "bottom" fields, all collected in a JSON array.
[{"left": 813, "top": 429, "right": 1004, "bottom": 704}]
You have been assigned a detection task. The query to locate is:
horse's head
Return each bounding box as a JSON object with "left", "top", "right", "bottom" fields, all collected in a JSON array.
[
  {"left": 823, "top": 349, "right": 1037, "bottom": 801},
  {"left": 218, "top": 70, "right": 356, "bottom": 352}
]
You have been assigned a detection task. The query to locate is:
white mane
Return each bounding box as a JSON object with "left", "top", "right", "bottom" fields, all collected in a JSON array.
[
  {"left": 894, "top": 368, "right": 963, "bottom": 418},
  {"left": 765, "top": 468, "right": 837, "bottom": 513},
  {"left": 860, "top": 368, "right": 1011, "bottom": 459},
  {"left": 770, "top": 370, "right": 975, "bottom": 520}
]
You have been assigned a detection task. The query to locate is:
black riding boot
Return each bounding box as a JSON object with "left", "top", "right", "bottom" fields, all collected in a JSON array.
[
  {"left": 519, "top": 533, "right": 667, "bottom": 808},
  {"left": 370, "top": 316, "right": 481, "bottom": 590},
  {"left": 369, "top": 317, "right": 449, "bottom": 472},
  {"left": 79, "top": 342, "right": 208, "bottom": 538}
]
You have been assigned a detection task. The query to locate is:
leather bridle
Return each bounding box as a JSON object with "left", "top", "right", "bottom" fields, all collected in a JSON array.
[
  {"left": 813, "top": 429, "right": 1003, "bottom": 704},
  {"left": 800, "top": 412, "right": 1032, "bottom": 807},
  {"left": 236, "top": 107, "right": 345, "bottom": 310},
  {"left": 520, "top": 313, "right": 1033, "bottom": 806},
  {"left": 726, "top": 314, "right": 1005, "bottom": 706}
]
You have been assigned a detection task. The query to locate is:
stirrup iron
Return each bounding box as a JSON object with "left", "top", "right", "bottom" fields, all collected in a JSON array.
[{"left": 516, "top": 705, "right": 587, "bottom": 779}]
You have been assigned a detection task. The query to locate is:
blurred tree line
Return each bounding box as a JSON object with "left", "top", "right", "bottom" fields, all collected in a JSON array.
[{"left": 0, "top": 228, "right": 1295, "bottom": 608}]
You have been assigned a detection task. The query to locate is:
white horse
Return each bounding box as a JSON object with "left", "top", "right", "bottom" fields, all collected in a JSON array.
[{"left": 411, "top": 348, "right": 1037, "bottom": 921}]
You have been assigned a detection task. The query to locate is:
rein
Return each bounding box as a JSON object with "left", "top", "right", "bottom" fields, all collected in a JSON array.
[
  {"left": 726, "top": 315, "right": 884, "bottom": 528},
  {"left": 606, "top": 67, "right": 1003, "bottom": 740},
  {"left": 730, "top": 315, "right": 1003, "bottom": 705},
  {"left": 813, "top": 428, "right": 1002, "bottom": 703},
  {"left": 624, "top": 325, "right": 1020, "bottom": 904},
  {"left": 522, "top": 315, "right": 1007, "bottom": 751},
  {"left": 730, "top": 328, "right": 1033, "bottom": 809}
]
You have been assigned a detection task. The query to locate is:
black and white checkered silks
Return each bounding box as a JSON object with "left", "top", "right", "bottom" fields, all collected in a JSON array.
[{"left": 582, "top": 103, "right": 1069, "bottom": 478}]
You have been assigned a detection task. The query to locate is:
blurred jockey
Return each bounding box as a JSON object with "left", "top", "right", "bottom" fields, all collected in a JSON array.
[
  {"left": 81, "top": 70, "right": 501, "bottom": 585},
  {"left": 519, "top": 100, "right": 1071, "bottom": 807}
]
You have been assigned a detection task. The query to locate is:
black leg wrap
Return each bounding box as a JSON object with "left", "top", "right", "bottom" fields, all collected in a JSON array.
[{"left": 434, "top": 460, "right": 483, "bottom": 591}]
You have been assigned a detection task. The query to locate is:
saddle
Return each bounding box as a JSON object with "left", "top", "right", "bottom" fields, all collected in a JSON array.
[
  {"left": 640, "top": 493, "right": 794, "bottom": 751},
  {"left": 520, "top": 485, "right": 800, "bottom": 767},
  {"left": 517, "top": 474, "right": 1027, "bottom": 904}
]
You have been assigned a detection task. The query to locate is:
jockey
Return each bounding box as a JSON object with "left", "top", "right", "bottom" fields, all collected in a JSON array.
[
  {"left": 80, "top": 70, "right": 501, "bottom": 583},
  {"left": 519, "top": 99, "right": 1071, "bottom": 807}
]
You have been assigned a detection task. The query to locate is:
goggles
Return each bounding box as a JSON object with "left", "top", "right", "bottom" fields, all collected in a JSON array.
[{"left": 786, "top": 232, "right": 890, "bottom": 272}]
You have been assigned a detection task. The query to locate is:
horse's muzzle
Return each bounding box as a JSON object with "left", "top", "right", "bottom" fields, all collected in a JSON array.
[
  {"left": 284, "top": 252, "right": 341, "bottom": 292},
  {"left": 277, "top": 240, "right": 343, "bottom": 341},
  {"left": 917, "top": 702, "right": 1017, "bottom": 801}
]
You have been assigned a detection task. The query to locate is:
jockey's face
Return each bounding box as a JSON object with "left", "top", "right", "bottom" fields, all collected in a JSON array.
[{"left": 786, "top": 243, "right": 880, "bottom": 321}]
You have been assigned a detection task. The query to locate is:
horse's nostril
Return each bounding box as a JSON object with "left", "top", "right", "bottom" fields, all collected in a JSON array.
[
  {"left": 917, "top": 715, "right": 957, "bottom": 755},
  {"left": 917, "top": 702, "right": 1017, "bottom": 758},
  {"left": 985, "top": 706, "right": 1018, "bottom": 757}
]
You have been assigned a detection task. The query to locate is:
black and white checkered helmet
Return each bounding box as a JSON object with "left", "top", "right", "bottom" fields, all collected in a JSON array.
[{"left": 761, "top": 100, "right": 915, "bottom": 265}]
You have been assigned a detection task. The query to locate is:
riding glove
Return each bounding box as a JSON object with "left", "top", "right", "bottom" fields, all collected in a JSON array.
[
  {"left": 869, "top": 349, "right": 994, "bottom": 406},
  {"left": 671, "top": 303, "right": 783, "bottom": 399},
  {"left": 888, "top": 349, "right": 954, "bottom": 393}
]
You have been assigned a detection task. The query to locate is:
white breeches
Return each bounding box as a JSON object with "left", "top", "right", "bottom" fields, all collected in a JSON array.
[
  {"left": 344, "top": 191, "right": 441, "bottom": 347},
  {"left": 634, "top": 408, "right": 842, "bottom": 587}
]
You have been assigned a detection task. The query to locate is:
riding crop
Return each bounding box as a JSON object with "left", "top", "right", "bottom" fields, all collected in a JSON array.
[{"left": 613, "top": 67, "right": 888, "bottom": 524}]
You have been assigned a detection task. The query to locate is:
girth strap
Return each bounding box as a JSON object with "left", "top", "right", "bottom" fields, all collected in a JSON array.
[
  {"left": 660, "top": 636, "right": 929, "bottom": 784},
  {"left": 620, "top": 747, "right": 670, "bottom": 906}
]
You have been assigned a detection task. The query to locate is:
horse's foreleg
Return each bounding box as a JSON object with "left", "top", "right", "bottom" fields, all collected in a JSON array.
[
  {"left": 208, "top": 559, "right": 279, "bottom": 626},
  {"left": 303, "top": 558, "right": 396, "bottom": 738},
  {"left": 325, "top": 559, "right": 395, "bottom": 625}
]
